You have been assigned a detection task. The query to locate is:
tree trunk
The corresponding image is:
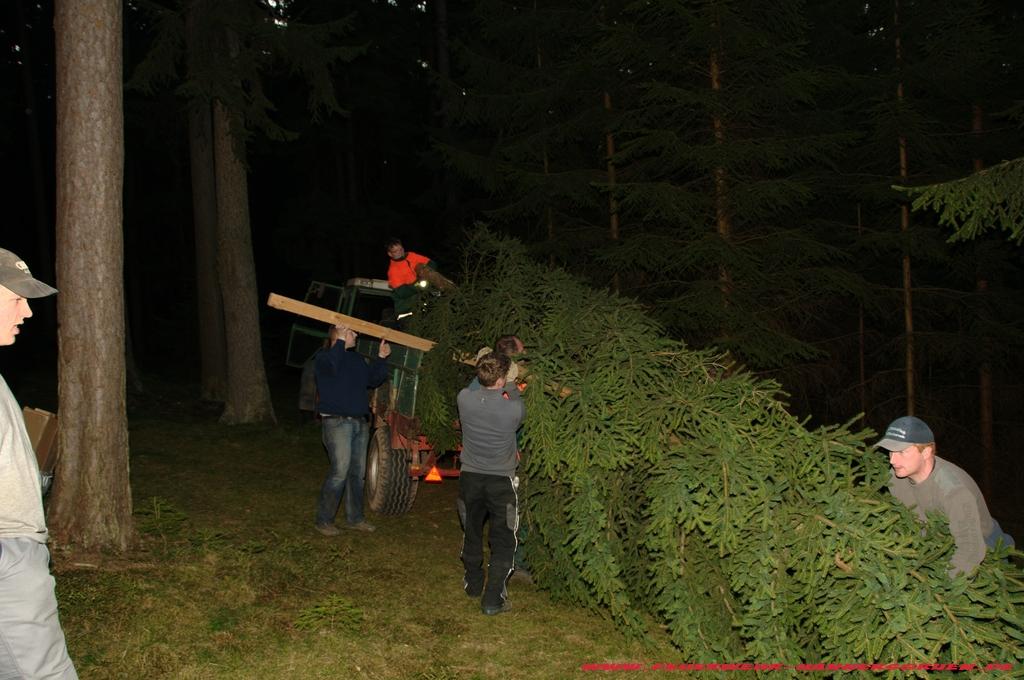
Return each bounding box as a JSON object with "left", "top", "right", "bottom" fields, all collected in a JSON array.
[
  {"left": 710, "top": 47, "right": 733, "bottom": 303},
  {"left": 185, "top": 0, "right": 227, "bottom": 402},
  {"left": 49, "top": 0, "right": 133, "bottom": 551},
  {"left": 187, "top": 99, "right": 228, "bottom": 401},
  {"left": 976, "top": 278, "right": 993, "bottom": 495},
  {"left": 533, "top": 11, "right": 555, "bottom": 268},
  {"left": 857, "top": 204, "right": 867, "bottom": 426},
  {"left": 544, "top": 146, "right": 555, "bottom": 268},
  {"left": 212, "top": 97, "right": 276, "bottom": 424},
  {"left": 604, "top": 91, "right": 621, "bottom": 294},
  {"left": 972, "top": 103, "right": 993, "bottom": 497},
  {"left": 895, "top": 0, "right": 915, "bottom": 415}
]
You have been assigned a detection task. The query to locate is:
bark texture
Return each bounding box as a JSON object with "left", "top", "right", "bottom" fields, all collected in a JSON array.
[
  {"left": 188, "top": 100, "right": 227, "bottom": 402},
  {"left": 49, "top": 0, "right": 133, "bottom": 551},
  {"left": 212, "top": 99, "right": 275, "bottom": 424},
  {"left": 895, "top": 0, "right": 916, "bottom": 415},
  {"left": 972, "top": 104, "right": 993, "bottom": 497},
  {"left": 186, "top": 0, "right": 227, "bottom": 402}
]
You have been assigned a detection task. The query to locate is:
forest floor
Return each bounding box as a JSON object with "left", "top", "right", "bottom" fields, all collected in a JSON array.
[{"left": 49, "top": 379, "right": 677, "bottom": 679}]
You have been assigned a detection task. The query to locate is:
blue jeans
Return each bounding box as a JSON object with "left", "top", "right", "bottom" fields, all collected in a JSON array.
[{"left": 315, "top": 416, "right": 369, "bottom": 526}]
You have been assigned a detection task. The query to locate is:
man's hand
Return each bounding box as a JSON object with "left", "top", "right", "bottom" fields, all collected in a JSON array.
[
  {"left": 378, "top": 339, "right": 392, "bottom": 359},
  {"left": 329, "top": 325, "right": 349, "bottom": 346}
]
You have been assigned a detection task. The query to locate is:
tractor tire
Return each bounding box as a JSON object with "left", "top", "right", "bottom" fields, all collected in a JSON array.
[{"left": 366, "top": 426, "right": 418, "bottom": 515}]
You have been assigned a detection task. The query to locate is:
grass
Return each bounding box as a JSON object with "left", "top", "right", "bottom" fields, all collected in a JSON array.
[{"left": 51, "top": 387, "right": 678, "bottom": 679}]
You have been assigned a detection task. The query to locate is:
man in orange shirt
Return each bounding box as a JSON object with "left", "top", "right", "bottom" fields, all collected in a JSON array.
[
  {"left": 386, "top": 238, "right": 432, "bottom": 291},
  {"left": 385, "top": 238, "right": 448, "bottom": 325}
]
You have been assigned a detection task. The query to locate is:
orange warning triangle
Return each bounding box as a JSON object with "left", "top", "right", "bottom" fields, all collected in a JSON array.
[{"left": 425, "top": 465, "right": 442, "bottom": 483}]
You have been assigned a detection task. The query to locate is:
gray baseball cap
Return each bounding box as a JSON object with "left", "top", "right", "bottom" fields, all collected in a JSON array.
[
  {"left": 874, "top": 416, "right": 935, "bottom": 451},
  {"left": 0, "top": 248, "right": 57, "bottom": 298}
]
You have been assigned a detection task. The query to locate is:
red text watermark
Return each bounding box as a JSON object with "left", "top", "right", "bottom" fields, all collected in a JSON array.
[{"left": 580, "top": 662, "right": 1014, "bottom": 672}]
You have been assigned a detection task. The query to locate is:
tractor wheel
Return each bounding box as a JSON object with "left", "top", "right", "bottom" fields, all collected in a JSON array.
[{"left": 366, "top": 426, "right": 418, "bottom": 515}]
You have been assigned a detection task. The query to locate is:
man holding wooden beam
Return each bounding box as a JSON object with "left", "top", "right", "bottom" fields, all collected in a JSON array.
[{"left": 313, "top": 325, "right": 391, "bottom": 535}]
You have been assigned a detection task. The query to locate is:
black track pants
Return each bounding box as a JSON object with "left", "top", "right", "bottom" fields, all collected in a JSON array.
[{"left": 458, "top": 470, "right": 519, "bottom": 608}]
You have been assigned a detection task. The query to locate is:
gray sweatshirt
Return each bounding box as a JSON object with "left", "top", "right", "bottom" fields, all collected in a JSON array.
[
  {"left": 889, "top": 455, "right": 1012, "bottom": 576},
  {"left": 457, "top": 385, "right": 524, "bottom": 477},
  {"left": 0, "top": 374, "right": 47, "bottom": 542}
]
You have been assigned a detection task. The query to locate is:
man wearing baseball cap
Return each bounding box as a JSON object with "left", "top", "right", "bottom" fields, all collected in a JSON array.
[
  {"left": 876, "top": 415, "right": 1014, "bottom": 577},
  {"left": 0, "top": 248, "right": 78, "bottom": 678}
]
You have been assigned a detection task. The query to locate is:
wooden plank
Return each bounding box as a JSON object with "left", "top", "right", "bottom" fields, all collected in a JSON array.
[
  {"left": 270, "top": 292, "right": 571, "bottom": 391},
  {"left": 267, "top": 293, "right": 437, "bottom": 352}
]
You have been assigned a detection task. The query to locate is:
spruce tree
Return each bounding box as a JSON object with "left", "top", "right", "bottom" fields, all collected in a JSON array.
[
  {"left": 439, "top": 0, "right": 615, "bottom": 263},
  {"left": 907, "top": 156, "right": 1024, "bottom": 244},
  {"left": 590, "top": 0, "right": 856, "bottom": 370},
  {"left": 128, "top": 0, "right": 363, "bottom": 421},
  {"left": 444, "top": 0, "right": 859, "bottom": 373},
  {"left": 258, "top": 0, "right": 441, "bottom": 276},
  {"left": 416, "top": 226, "right": 1024, "bottom": 667},
  {"left": 813, "top": 0, "right": 1024, "bottom": 487}
]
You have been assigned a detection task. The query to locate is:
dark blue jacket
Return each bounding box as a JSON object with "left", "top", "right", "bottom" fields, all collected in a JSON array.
[{"left": 314, "top": 343, "right": 389, "bottom": 417}]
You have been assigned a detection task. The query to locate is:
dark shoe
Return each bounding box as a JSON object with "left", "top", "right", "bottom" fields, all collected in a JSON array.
[
  {"left": 315, "top": 524, "right": 341, "bottom": 536},
  {"left": 465, "top": 582, "right": 483, "bottom": 598},
  {"left": 481, "top": 601, "right": 512, "bottom": 616},
  {"left": 345, "top": 520, "right": 376, "bottom": 532}
]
